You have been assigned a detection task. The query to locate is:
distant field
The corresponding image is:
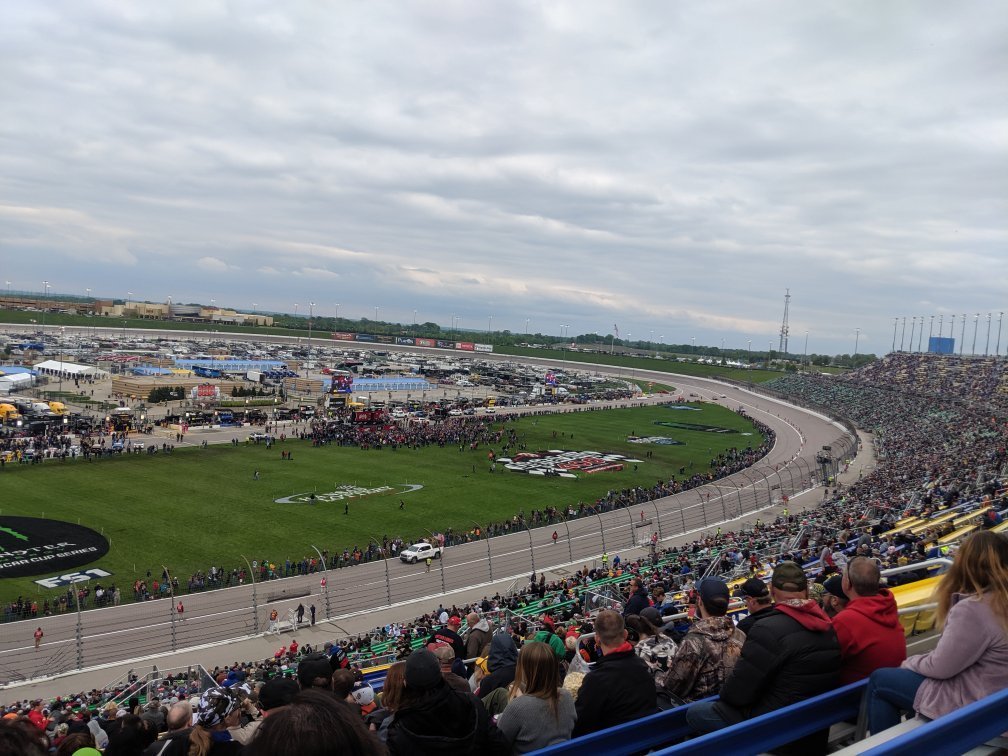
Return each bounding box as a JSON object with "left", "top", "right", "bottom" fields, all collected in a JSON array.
[
  {"left": 0, "top": 403, "right": 759, "bottom": 604},
  {"left": 492, "top": 344, "right": 784, "bottom": 384}
]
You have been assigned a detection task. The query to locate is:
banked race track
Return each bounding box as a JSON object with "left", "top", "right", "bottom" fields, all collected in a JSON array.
[{"left": 0, "top": 326, "right": 855, "bottom": 687}]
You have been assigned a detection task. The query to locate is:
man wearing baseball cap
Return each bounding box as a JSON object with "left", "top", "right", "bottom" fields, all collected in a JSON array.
[
  {"left": 736, "top": 578, "right": 774, "bottom": 635},
  {"left": 686, "top": 561, "right": 840, "bottom": 753},
  {"left": 427, "top": 615, "right": 466, "bottom": 661},
  {"left": 664, "top": 579, "right": 745, "bottom": 705}
]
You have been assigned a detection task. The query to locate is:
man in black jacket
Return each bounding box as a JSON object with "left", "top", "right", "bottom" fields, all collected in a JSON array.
[
  {"left": 735, "top": 577, "right": 775, "bottom": 634},
  {"left": 623, "top": 577, "right": 651, "bottom": 618},
  {"left": 686, "top": 561, "right": 840, "bottom": 748},
  {"left": 573, "top": 609, "right": 658, "bottom": 737}
]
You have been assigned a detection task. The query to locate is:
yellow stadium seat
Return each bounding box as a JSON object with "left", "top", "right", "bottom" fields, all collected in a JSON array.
[
  {"left": 914, "top": 609, "right": 938, "bottom": 634},
  {"left": 899, "top": 612, "right": 919, "bottom": 638}
]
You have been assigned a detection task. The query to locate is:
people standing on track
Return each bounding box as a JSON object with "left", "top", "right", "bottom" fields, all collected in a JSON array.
[
  {"left": 552, "top": 531, "right": 558, "bottom": 546},
  {"left": 425, "top": 556, "right": 432, "bottom": 573},
  {"left": 601, "top": 552, "right": 609, "bottom": 571},
  {"left": 310, "top": 604, "right": 316, "bottom": 626},
  {"left": 320, "top": 576, "right": 327, "bottom": 594},
  {"left": 269, "top": 608, "right": 280, "bottom": 634},
  {"left": 33, "top": 626, "right": 43, "bottom": 651},
  {"left": 176, "top": 600, "right": 185, "bottom": 621},
  {"left": 296, "top": 603, "right": 305, "bottom": 626}
]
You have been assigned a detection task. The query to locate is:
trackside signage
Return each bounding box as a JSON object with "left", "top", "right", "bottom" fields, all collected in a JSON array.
[
  {"left": 35, "top": 568, "right": 113, "bottom": 589},
  {"left": 0, "top": 517, "right": 110, "bottom": 578},
  {"left": 275, "top": 483, "right": 423, "bottom": 504},
  {"left": 496, "top": 450, "right": 642, "bottom": 477}
]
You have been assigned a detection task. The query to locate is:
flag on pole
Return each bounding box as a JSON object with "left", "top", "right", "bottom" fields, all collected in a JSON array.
[{"left": 614, "top": 324, "right": 620, "bottom": 338}]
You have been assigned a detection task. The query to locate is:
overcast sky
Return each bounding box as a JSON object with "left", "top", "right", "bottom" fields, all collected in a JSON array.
[{"left": 2, "top": 1, "right": 1005, "bottom": 355}]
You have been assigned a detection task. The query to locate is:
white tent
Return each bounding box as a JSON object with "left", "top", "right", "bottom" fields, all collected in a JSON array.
[
  {"left": 32, "top": 360, "right": 103, "bottom": 378},
  {"left": 0, "top": 373, "right": 34, "bottom": 393}
]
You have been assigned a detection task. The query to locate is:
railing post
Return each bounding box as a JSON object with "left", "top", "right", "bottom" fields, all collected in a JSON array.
[
  {"left": 74, "top": 584, "right": 84, "bottom": 670},
  {"left": 310, "top": 545, "right": 331, "bottom": 619},
  {"left": 625, "top": 506, "right": 636, "bottom": 549},
  {"left": 588, "top": 506, "right": 607, "bottom": 555},
  {"left": 559, "top": 513, "right": 574, "bottom": 563},
  {"left": 242, "top": 555, "right": 259, "bottom": 635},
  {"left": 650, "top": 500, "right": 662, "bottom": 540},
  {"left": 471, "top": 521, "right": 493, "bottom": 581},
  {"left": 163, "top": 564, "right": 177, "bottom": 652},
  {"left": 425, "top": 530, "right": 446, "bottom": 595}
]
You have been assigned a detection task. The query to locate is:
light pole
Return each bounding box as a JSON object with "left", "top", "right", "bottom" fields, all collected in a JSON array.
[
  {"left": 691, "top": 336, "right": 695, "bottom": 356},
  {"left": 908, "top": 317, "right": 916, "bottom": 353},
  {"left": 917, "top": 316, "right": 924, "bottom": 352},
  {"left": 997, "top": 313, "right": 1004, "bottom": 357},
  {"left": 972, "top": 313, "right": 979, "bottom": 355},
  {"left": 374, "top": 305, "right": 379, "bottom": 326},
  {"left": 488, "top": 315, "right": 493, "bottom": 338},
  {"left": 950, "top": 313, "right": 955, "bottom": 342},
  {"left": 524, "top": 317, "right": 530, "bottom": 335},
  {"left": 984, "top": 313, "right": 991, "bottom": 356},
  {"left": 899, "top": 317, "right": 905, "bottom": 351},
  {"left": 42, "top": 280, "right": 50, "bottom": 334},
  {"left": 803, "top": 331, "right": 809, "bottom": 370},
  {"left": 853, "top": 328, "right": 860, "bottom": 363},
  {"left": 335, "top": 303, "right": 340, "bottom": 322},
  {"left": 307, "top": 302, "right": 315, "bottom": 377},
  {"left": 891, "top": 317, "right": 898, "bottom": 352},
  {"left": 960, "top": 313, "right": 966, "bottom": 355},
  {"left": 560, "top": 325, "right": 569, "bottom": 373},
  {"left": 412, "top": 309, "right": 417, "bottom": 334},
  {"left": 928, "top": 315, "right": 934, "bottom": 351},
  {"left": 747, "top": 340, "right": 751, "bottom": 365}
]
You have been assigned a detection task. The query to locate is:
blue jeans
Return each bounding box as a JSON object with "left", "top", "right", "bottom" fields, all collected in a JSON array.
[
  {"left": 686, "top": 701, "right": 733, "bottom": 734},
  {"left": 867, "top": 668, "right": 926, "bottom": 733}
]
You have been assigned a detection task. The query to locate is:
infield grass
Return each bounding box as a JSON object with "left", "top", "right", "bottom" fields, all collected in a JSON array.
[{"left": 0, "top": 403, "right": 759, "bottom": 603}]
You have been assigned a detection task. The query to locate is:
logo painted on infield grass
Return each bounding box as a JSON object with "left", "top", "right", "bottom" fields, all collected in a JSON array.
[
  {"left": 275, "top": 483, "right": 423, "bottom": 504},
  {"left": 0, "top": 517, "right": 110, "bottom": 578},
  {"left": 497, "top": 450, "right": 642, "bottom": 477}
]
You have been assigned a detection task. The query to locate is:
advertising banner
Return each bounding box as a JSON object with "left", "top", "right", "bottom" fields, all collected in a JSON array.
[
  {"left": 332, "top": 332, "right": 356, "bottom": 341},
  {"left": 0, "top": 517, "right": 110, "bottom": 578},
  {"left": 415, "top": 338, "right": 436, "bottom": 348},
  {"left": 456, "top": 342, "right": 475, "bottom": 351}
]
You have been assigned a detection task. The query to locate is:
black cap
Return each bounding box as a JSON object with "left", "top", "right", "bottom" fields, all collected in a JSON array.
[
  {"left": 822, "top": 575, "right": 849, "bottom": 602},
  {"left": 296, "top": 654, "right": 333, "bottom": 689},
  {"left": 258, "top": 678, "right": 298, "bottom": 710},
  {"left": 404, "top": 649, "right": 442, "bottom": 690},
  {"left": 740, "top": 578, "right": 770, "bottom": 599}
]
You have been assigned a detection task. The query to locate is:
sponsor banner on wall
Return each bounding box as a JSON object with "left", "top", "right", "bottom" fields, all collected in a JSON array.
[
  {"left": 35, "top": 567, "right": 113, "bottom": 589},
  {"left": 415, "top": 338, "right": 436, "bottom": 348},
  {"left": 436, "top": 340, "right": 454, "bottom": 349},
  {"left": 474, "top": 343, "right": 493, "bottom": 353},
  {"left": 332, "top": 332, "right": 356, "bottom": 341},
  {"left": 456, "top": 342, "right": 475, "bottom": 351},
  {"left": 0, "top": 517, "right": 110, "bottom": 578},
  {"left": 396, "top": 337, "right": 415, "bottom": 345},
  {"left": 377, "top": 335, "right": 395, "bottom": 344},
  {"left": 496, "top": 450, "right": 642, "bottom": 478},
  {"left": 356, "top": 333, "right": 377, "bottom": 342}
]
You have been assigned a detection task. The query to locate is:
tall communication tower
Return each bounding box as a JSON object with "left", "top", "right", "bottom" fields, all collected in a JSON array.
[{"left": 778, "top": 289, "right": 791, "bottom": 356}]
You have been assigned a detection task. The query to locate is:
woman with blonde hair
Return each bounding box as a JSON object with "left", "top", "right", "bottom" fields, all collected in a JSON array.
[
  {"left": 496, "top": 641, "right": 576, "bottom": 753},
  {"left": 866, "top": 531, "right": 1008, "bottom": 733}
]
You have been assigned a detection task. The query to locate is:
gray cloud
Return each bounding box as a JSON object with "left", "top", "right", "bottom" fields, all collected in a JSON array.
[{"left": 1, "top": 1, "right": 1005, "bottom": 354}]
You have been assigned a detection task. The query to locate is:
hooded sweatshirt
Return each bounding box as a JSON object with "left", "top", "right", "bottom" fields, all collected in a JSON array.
[
  {"left": 476, "top": 633, "right": 518, "bottom": 698},
  {"left": 465, "top": 618, "right": 492, "bottom": 659},
  {"left": 386, "top": 681, "right": 508, "bottom": 756},
  {"left": 716, "top": 598, "right": 840, "bottom": 720},
  {"left": 832, "top": 589, "right": 906, "bottom": 685},
  {"left": 665, "top": 615, "right": 745, "bottom": 703}
]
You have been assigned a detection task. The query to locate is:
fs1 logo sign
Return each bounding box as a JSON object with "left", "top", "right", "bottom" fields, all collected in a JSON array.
[
  {"left": 0, "top": 517, "right": 110, "bottom": 579},
  {"left": 34, "top": 568, "right": 113, "bottom": 589}
]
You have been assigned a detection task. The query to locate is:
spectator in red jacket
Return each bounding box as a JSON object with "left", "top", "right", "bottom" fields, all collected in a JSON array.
[{"left": 832, "top": 557, "right": 906, "bottom": 685}]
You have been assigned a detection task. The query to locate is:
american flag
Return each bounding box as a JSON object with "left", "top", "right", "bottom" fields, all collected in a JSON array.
[{"left": 614, "top": 324, "right": 620, "bottom": 338}]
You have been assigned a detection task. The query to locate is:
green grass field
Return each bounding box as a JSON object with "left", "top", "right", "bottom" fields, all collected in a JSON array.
[{"left": 1, "top": 403, "right": 759, "bottom": 602}]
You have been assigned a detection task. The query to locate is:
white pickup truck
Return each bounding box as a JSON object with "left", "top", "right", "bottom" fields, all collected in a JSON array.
[{"left": 399, "top": 542, "right": 442, "bottom": 563}]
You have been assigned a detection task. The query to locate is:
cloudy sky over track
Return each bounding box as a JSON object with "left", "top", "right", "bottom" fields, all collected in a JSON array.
[{"left": 2, "top": 1, "right": 1005, "bottom": 354}]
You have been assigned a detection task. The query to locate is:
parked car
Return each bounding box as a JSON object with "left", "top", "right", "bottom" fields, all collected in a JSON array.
[{"left": 399, "top": 542, "right": 442, "bottom": 563}]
